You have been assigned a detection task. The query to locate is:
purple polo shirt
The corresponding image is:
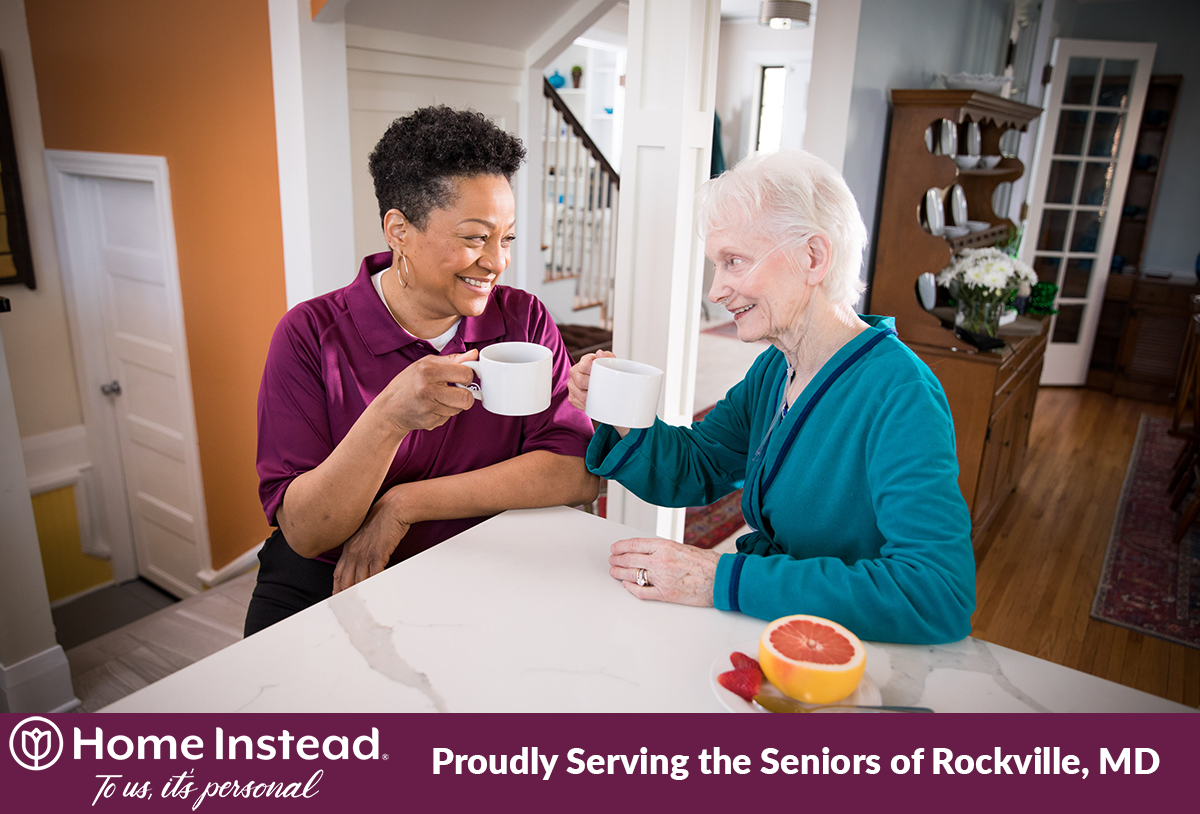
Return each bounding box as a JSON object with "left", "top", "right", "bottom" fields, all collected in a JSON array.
[{"left": 256, "top": 252, "right": 594, "bottom": 565}]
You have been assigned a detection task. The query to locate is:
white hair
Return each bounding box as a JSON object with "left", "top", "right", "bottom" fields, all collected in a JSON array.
[{"left": 695, "top": 149, "right": 869, "bottom": 306}]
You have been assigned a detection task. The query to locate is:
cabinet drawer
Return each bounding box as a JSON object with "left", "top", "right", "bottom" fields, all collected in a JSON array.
[
  {"left": 1133, "top": 281, "right": 1200, "bottom": 309},
  {"left": 993, "top": 333, "right": 1047, "bottom": 412}
]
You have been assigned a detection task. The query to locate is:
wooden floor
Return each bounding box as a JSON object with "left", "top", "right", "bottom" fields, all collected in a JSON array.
[{"left": 971, "top": 386, "right": 1200, "bottom": 707}]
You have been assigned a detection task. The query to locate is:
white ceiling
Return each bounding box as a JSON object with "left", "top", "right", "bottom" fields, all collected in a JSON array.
[{"left": 342, "top": 0, "right": 816, "bottom": 50}]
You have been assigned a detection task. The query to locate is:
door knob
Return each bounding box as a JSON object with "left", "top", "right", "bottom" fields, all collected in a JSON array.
[{"left": 100, "top": 380, "right": 122, "bottom": 396}]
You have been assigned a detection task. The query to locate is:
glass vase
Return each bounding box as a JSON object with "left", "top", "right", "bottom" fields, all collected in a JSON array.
[{"left": 955, "top": 299, "right": 1004, "bottom": 349}]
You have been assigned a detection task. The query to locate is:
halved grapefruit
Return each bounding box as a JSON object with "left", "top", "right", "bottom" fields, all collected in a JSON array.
[{"left": 758, "top": 615, "right": 866, "bottom": 704}]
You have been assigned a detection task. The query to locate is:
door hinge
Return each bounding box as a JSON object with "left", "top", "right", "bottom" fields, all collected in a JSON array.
[
  {"left": 1019, "top": 201, "right": 1029, "bottom": 222},
  {"left": 1041, "top": 63, "right": 1053, "bottom": 85}
]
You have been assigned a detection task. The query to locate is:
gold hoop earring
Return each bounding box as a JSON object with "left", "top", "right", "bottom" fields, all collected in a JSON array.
[{"left": 397, "top": 254, "right": 411, "bottom": 289}]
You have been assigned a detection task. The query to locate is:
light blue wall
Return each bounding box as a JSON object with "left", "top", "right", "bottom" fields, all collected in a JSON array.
[
  {"left": 843, "top": 0, "right": 1011, "bottom": 282},
  {"left": 1059, "top": 0, "right": 1200, "bottom": 273}
]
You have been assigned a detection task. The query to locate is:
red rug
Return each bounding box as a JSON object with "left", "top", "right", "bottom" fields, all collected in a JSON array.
[
  {"left": 1091, "top": 415, "right": 1200, "bottom": 649},
  {"left": 592, "top": 404, "right": 747, "bottom": 550}
]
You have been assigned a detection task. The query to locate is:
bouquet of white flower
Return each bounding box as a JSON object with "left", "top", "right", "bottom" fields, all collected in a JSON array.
[{"left": 937, "top": 247, "right": 1038, "bottom": 341}]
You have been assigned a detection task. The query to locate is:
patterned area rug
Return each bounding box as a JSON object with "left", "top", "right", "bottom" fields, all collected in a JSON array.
[
  {"left": 593, "top": 404, "right": 747, "bottom": 550},
  {"left": 1091, "top": 415, "right": 1200, "bottom": 649}
]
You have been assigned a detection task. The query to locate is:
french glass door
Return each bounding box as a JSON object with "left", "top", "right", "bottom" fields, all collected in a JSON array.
[{"left": 1021, "top": 39, "right": 1156, "bottom": 385}]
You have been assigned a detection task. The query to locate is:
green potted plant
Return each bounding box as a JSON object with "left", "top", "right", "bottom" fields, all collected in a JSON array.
[{"left": 571, "top": 65, "right": 583, "bottom": 88}]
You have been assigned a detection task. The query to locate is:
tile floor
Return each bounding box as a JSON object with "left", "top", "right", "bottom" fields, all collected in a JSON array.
[
  {"left": 65, "top": 572, "right": 256, "bottom": 712},
  {"left": 62, "top": 321, "right": 759, "bottom": 711}
]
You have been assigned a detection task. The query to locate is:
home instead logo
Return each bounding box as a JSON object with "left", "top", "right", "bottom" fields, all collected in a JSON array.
[{"left": 8, "top": 716, "right": 64, "bottom": 771}]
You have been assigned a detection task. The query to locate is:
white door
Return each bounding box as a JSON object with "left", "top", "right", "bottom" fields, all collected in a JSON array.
[
  {"left": 1022, "top": 39, "right": 1156, "bottom": 385},
  {"left": 45, "top": 151, "right": 211, "bottom": 597}
]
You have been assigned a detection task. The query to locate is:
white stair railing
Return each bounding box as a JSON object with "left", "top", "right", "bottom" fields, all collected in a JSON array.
[{"left": 542, "top": 78, "right": 619, "bottom": 329}]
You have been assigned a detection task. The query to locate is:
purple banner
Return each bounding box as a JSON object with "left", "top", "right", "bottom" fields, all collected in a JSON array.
[{"left": 2, "top": 713, "right": 1189, "bottom": 811}]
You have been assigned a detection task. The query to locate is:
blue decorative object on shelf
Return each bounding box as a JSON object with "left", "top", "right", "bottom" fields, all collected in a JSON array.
[
  {"left": 548, "top": 70, "right": 566, "bottom": 89},
  {"left": 1195, "top": 251, "right": 1200, "bottom": 282}
]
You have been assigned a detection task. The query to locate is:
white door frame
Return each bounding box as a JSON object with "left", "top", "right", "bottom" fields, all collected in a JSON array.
[
  {"left": 43, "top": 150, "right": 213, "bottom": 590},
  {"left": 1022, "top": 38, "right": 1156, "bottom": 385}
]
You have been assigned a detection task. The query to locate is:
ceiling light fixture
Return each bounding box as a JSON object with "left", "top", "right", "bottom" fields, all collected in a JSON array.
[{"left": 759, "top": 0, "right": 811, "bottom": 29}]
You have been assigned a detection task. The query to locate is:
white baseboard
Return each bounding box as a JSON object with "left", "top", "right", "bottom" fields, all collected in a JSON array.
[
  {"left": 0, "top": 645, "right": 80, "bottom": 714},
  {"left": 197, "top": 540, "right": 264, "bottom": 588}
]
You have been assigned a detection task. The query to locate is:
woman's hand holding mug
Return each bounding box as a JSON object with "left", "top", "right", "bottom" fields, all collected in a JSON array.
[
  {"left": 569, "top": 351, "right": 663, "bottom": 436},
  {"left": 372, "top": 350, "right": 480, "bottom": 436}
]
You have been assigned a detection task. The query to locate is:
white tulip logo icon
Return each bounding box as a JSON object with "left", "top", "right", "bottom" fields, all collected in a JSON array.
[{"left": 8, "top": 716, "right": 63, "bottom": 770}]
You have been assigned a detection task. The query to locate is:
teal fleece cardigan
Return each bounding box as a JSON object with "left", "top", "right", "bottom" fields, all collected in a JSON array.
[{"left": 587, "top": 316, "right": 976, "bottom": 644}]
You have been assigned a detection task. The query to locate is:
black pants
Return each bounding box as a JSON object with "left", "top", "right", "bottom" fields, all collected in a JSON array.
[{"left": 243, "top": 528, "right": 336, "bottom": 637}]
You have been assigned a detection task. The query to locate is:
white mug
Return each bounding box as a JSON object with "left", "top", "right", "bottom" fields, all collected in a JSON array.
[
  {"left": 459, "top": 342, "right": 552, "bottom": 416},
  {"left": 585, "top": 358, "right": 663, "bottom": 429}
]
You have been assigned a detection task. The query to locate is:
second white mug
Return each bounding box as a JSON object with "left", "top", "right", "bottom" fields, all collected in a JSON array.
[{"left": 586, "top": 357, "right": 664, "bottom": 429}]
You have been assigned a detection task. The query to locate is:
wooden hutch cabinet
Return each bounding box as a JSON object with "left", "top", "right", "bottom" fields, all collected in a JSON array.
[{"left": 868, "top": 90, "right": 1044, "bottom": 539}]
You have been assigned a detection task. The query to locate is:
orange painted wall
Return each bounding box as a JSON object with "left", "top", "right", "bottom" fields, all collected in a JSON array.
[{"left": 25, "top": 0, "right": 285, "bottom": 569}]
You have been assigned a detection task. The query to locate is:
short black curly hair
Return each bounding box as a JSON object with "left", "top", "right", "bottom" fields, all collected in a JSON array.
[{"left": 368, "top": 106, "right": 526, "bottom": 229}]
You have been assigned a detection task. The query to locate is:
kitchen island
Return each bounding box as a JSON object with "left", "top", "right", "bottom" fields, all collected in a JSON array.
[{"left": 104, "top": 507, "right": 1192, "bottom": 713}]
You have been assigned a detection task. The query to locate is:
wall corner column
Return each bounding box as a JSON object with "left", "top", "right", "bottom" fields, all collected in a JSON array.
[
  {"left": 0, "top": 324, "right": 79, "bottom": 713},
  {"left": 269, "top": 0, "right": 357, "bottom": 307},
  {"left": 608, "top": 0, "right": 720, "bottom": 539}
]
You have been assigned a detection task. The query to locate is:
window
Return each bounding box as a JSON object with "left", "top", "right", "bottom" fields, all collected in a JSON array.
[{"left": 756, "top": 66, "right": 786, "bottom": 153}]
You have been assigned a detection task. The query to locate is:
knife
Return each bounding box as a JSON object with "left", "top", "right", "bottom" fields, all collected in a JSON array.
[{"left": 752, "top": 694, "right": 934, "bottom": 713}]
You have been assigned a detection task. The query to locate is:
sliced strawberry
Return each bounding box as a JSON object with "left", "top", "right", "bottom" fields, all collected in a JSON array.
[
  {"left": 717, "top": 668, "right": 762, "bottom": 701},
  {"left": 730, "top": 651, "right": 761, "bottom": 674}
]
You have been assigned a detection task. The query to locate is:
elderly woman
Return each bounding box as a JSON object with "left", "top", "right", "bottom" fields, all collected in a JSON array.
[
  {"left": 246, "top": 107, "right": 599, "bottom": 635},
  {"left": 569, "top": 149, "right": 975, "bottom": 644}
]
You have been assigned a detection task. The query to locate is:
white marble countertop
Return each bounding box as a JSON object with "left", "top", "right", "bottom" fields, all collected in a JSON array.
[{"left": 105, "top": 507, "right": 1193, "bottom": 713}]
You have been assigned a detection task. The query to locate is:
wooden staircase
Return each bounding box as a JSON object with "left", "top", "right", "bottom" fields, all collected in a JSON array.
[{"left": 542, "top": 77, "right": 619, "bottom": 330}]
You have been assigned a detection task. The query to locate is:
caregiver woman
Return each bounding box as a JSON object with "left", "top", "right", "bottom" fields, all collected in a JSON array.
[
  {"left": 568, "top": 150, "right": 975, "bottom": 644},
  {"left": 246, "top": 107, "right": 598, "bottom": 635}
]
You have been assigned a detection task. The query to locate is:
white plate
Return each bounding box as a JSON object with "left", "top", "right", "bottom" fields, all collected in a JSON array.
[
  {"left": 923, "top": 187, "right": 945, "bottom": 236},
  {"left": 965, "top": 121, "right": 981, "bottom": 156},
  {"left": 965, "top": 219, "right": 992, "bottom": 233},
  {"left": 939, "top": 118, "right": 957, "bottom": 157},
  {"left": 917, "top": 273, "right": 937, "bottom": 310},
  {"left": 949, "top": 184, "right": 968, "bottom": 226},
  {"left": 711, "top": 641, "right": 882, "bottom": 713},
  {"left": 924, "top": 125, "right": 934, "bottom": 154},
  {"left": 942, "top": 225, "right": 970, "bottom": 239}
]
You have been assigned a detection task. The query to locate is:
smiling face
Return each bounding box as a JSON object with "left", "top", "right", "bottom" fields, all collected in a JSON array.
[
  {"left": 705, "top": 223, "right": 813, "bottom": 345},
  {"left": 390, "top": 174, "right": 516, "bottom": 324}
]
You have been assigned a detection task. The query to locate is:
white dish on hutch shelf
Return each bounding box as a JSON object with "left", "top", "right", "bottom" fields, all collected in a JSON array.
[
  {"left": 922, "top": 187, "right": 945, "bottom": 236},
  {"left": 949, "top": 184, "right": 969, "bottom": 226},
  {"left": 965, "top": 220, "right": 992, "bottom": 233}
]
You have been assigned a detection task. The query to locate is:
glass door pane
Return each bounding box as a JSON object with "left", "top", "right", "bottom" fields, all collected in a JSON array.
[{"left": 1020, "top": 39, "right": 1156, "bottom": 384}]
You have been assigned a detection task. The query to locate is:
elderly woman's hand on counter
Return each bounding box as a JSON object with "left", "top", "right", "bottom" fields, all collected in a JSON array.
[{"left": 608, "top": 537, "right": 720, "bottom": 606}]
